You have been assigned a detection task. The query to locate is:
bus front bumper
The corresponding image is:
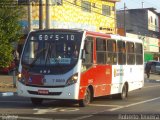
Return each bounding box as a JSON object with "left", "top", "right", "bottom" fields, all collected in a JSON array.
[{"left": 17, "top": 81, "right": 79, "bottom": 100}]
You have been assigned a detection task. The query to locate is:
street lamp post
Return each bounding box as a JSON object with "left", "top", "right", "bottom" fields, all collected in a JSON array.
[
  {"left": 39, "top": 0, "right": 43, "bottom": 29},
  {"left": 124, "top": 2, "right": 126, "bottom": 36},
  {"left": 46, "top": 0, "right": 51, "bottom": 29},
  {"left": 28, "top": 0, "right": 32, "bottom": 31}
]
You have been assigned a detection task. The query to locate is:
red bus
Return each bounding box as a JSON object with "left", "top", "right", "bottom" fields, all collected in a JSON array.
[{"left": 17, "top": 29, "right": 144, "bottom": 107}]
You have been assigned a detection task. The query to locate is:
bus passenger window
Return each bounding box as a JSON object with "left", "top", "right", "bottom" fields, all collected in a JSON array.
[
  {"left": 84, "top": 41, "right": 93, "bottom": 63},
  {"left": 135, "top": 43, "right": 143, "bottom": 65},
  {"left": 96, "top": 38, "right": 106, "bottom": 64},
  {"left": 82, "top": 37, "right": 93, "bottom": 71},
  {"left": 126, "top": 42, "right": 135, "bottom": 65},
  {"left": 117, "top": 41, "right": 126, "bottom": 65},
  {"left": 107, "top": 39, "right": 117, "bottom": 65}
]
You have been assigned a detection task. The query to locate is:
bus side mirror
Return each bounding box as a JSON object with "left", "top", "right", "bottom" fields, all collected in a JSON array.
[{"left": 81, "top": 49, "right": 86, "bottom": 61}]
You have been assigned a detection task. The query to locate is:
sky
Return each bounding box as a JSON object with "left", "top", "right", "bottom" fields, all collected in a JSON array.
[{"left": 116, "top": 0, "right": 160, "bottom": 12}]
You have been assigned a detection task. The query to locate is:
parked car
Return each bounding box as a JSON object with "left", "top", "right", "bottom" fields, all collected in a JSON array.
[
  {"left": 150, "top": 61, "right": 160, "bottom": 74},
  {"left": 146, "top": 61, "right": 160, "bottom": 74}
]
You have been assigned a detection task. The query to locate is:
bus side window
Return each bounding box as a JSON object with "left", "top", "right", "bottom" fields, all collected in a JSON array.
[
  {"left": 107, "top": 39, "right": 117, "bottom": 65},
  {"left": 82, "top": 37, "right": 93, "bottom": 71},
  {"left": 117, "top": 41, "right": 126, "bottom": 65},
  {"left": 96, "top": 38, "right": 106, "bottom": 64},
  {"left": 135, "top": 43, "right": 143, "bottom": 65},
  {"left": 126, "top": 42, "right": 135, "bottom": 65}
]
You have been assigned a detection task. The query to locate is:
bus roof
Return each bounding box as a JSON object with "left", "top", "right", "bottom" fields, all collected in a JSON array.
[
  {"left": 111, "top": 34, "right": 143, "bottom": 43},
  {"left": 29, "top": 29, "right": 143, "bottom": 43},
  {"left": 85, "top": 30, "right": 143, "bottom": 43},
  {"left": 30, "top": 29, "right": 84, "bottom": 33}
]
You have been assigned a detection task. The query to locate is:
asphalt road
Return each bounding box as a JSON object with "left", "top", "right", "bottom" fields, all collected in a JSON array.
[{"left": 0, "top": 74, "right": 160, "bottom": 120}]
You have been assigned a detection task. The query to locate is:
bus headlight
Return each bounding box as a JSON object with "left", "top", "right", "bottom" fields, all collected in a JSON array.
[
  {"left": 18, "top": 73, "right": 22, "bottom": 79},
  {"left": 18, "top": 73, "right": 25, "bottom": 84},
  {"left": 66, "top": 73, "right": 78, "bottom": 86}
]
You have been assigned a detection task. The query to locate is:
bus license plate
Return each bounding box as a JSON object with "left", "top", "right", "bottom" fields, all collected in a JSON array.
[{"left": 38, "top": 90, "right": 49, "bottom": 95}]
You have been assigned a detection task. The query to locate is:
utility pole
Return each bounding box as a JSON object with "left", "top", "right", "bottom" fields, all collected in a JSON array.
[
  {"left": 39, "top": 0, "right": 43, "bottom": 29},
  {"left": 124, "top": 2, "right": 126, "bottom": 36},
  {"left": 142, "top": 2, "right": 144, "bottom": 8},
  {"left": 28, "top": 0, "right": 32, "bottom": 31},
  {"left": 46, "top": 0, "right": 51, "bottom": 29}
]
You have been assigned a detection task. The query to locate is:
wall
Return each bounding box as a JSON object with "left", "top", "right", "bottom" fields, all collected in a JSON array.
[
  {"left": 117, "top": 9, "right": 148, "bottom": 36},
  {"left": 148, "top": 10, "right": 159, "bottom": 32},
  {"left": 27, "top": 0, "right": 116, "bottom": 34}
]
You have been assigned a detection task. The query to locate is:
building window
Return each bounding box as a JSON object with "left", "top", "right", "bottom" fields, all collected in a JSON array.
[
  {"left": 155, "top": 19, "right": 157, "bottom": 26},
  {"left": 112, "top": 6, "right": 115, "bottom": 11},
  {"left": 150, "top": 16, "right": 153, "bottom": 23},
  {"left": 18, "top": 0, "right": 28, "bottom": 5},
  {"left": 102, "top": 5, "right": 111, "bottom": 16},
  {"left": 81, "top": 1, "right": 91, "bottom": 12},
  {"left": 51, "top": 0, "right": 62, "bottom": 5}
]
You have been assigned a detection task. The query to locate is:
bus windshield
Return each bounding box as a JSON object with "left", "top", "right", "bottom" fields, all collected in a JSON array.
[{"left": 22, "top": 30, "right": 83, "bottom": 69}]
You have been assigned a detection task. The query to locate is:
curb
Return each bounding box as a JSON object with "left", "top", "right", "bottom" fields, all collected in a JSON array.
[
  {"left": 145, "top": 78, "right": 160, "bottom": 83},
  {"left": 0, "top": 92, "right": 17, "bottom": 97}
]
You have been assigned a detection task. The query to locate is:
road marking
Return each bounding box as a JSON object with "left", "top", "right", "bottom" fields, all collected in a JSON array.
[
  {"left": 76, "top": 97, "right": 160, "bottom": 119},
  {"left": 89, "top": 104, "right": 121, "bottom": 107},
  {"left": 0, "top": 92, "right": 16, "bottom": 97},
  {"left": 0, "top": 101, "right": 29, "bottom": 103},
  {"left": 143, "top": 85, "right": 160, "bottom": 89},
  {"left": 18, "top": 116, "right": 92, "bottom": 120},
  {"left": 59, "top": 108, "right": 79, "bottom": 112},
  {"left": 72, "top": 115, "right": 93, "bottom": 120},
  {"left": 33, "top": 108, "right": 59, "bottom": 114},
  {"left": 108, "top": 96, "right": 160, "bottom": 111},
  {"left": 33, "top": 108, "right": 79, "bottom": 114},
  {"left": 17, "top": 116, "right": 52, "bottom": 120}
]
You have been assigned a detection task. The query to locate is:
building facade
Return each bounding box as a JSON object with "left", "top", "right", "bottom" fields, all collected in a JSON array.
[
  {"left": 117, "top": 8, "right": 160, "bottom": 61},
  {"left": 20, "top": 0, "right": 120, "bottom": 34}
]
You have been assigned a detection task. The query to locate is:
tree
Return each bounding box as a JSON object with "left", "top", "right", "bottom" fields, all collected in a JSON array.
[{"left": 0, "top": 0, "right": 25, "bottom": 68}]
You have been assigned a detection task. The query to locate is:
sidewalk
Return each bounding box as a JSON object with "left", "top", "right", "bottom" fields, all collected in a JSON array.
[
  {"left": 144, "top": 73, "right": 160, "bottom": 81},
  {"left": 0, "top": 75, "right": 16, "bottom": 92}
]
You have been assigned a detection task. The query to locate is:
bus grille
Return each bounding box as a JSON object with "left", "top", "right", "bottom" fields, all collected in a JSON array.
[{"left": 28, "top": 90, "right": 62, "bottom": 95}]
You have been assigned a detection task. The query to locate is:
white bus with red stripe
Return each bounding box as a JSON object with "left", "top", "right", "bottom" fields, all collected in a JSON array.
[{"left": 17, "top": 29, "right": 144, "bottom": 107}]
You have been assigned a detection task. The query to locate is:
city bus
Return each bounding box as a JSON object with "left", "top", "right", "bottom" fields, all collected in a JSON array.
[{"left": 17, "top": 29, "right": 144, "bottom": 107}]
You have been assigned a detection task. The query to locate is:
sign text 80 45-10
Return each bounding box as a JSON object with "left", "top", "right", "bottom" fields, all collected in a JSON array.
[{"left": 38, "top": 34, "right": 76, "bottom": 41}]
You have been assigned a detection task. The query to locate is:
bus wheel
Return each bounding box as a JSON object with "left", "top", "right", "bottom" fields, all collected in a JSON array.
[
  {"left": 31, "top": 98, "right": 43, "bottom": 105},
  {"left": 119, "top": 84, "right": 128, "bottom": 99},
  {"left": 79, "top": 87, "right": 91, "bottom": 107}
]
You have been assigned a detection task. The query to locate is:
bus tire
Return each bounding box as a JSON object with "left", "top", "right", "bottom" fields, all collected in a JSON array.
[
  {"left": 79, "top": 87, "right": 91, "bottom": 107},
  {"left": 119, "top": 84, "right": 128, "bottom": 99},
  {"left": 31, "top": 98, "right": 43, "bottom": 106}
]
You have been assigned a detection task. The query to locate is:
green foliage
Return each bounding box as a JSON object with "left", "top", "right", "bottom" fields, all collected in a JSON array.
[{"left": 0, "top": 0, "right": 25, "bottom": 68}]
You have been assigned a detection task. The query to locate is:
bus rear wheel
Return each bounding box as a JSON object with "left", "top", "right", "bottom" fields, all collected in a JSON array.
[
  {"left": 112, "top": 84, "right": 128, "bottom": 99},
  {"left": 79, "top": 87, "right": 91, "bottom": 107},
  {"left": 31, "top": 98, "right": 43, "bottom": 106},
  {"left": 119, "top": 84, "right": 128, "bottom": 99}
]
